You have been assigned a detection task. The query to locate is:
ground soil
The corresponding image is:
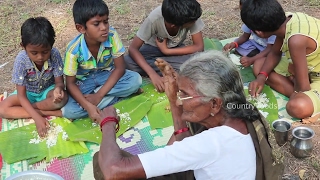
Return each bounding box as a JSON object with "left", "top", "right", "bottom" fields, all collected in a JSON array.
[{"left": 0, "top": 0, "right": 319, "bottom": 178}]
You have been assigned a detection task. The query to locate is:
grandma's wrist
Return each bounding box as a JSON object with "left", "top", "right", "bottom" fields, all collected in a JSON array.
[{"left": 100, "top": 116, "right": 119, "bottom": 132}]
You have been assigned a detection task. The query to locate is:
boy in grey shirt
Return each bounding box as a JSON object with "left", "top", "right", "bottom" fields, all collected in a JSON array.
[{"left": 124, "top": 0, "right": 204, "bottom": 92}]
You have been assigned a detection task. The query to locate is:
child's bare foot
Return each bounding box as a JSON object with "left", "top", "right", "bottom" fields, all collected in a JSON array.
[
  {"left": 133, "top": 88, "right": 144, "bottom": 95},
  {"left": 301, "top": 112, "right": 320, "bottom": 124}
]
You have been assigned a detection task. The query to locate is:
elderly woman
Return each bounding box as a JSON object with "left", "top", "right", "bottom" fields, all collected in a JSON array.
[{"left": 93, "top": 50, "right": 283, "bottom": 180}]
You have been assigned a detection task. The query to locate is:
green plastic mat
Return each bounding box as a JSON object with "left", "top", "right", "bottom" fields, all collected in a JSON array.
[{"left": 0, "top": 117, "right": 88, "bottom": 164}]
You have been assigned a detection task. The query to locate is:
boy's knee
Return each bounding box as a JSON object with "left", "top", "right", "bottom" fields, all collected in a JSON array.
[
  {"left": 61, "top": 102, "right": 87, "bottom": 119},
  {"left": 0, "top": 104, "right": 5, "bottom": 117},
  {"left": 286, "top": 97, "right": 313, "bottom": 118},
  {"left": 0, "top": 101, "right": 11, "bottom": 118},
  {"left": 131, "top": 72, "right": 143, "bottom": 90}
]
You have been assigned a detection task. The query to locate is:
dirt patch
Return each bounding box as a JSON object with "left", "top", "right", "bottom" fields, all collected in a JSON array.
[{"left": 0, "top": 0, "right": 319, "bottom": 178}]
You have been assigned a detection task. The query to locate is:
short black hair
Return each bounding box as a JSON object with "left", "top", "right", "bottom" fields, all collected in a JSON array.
[
  {"left": 240, "top": 0, "right": 246, "bottom": 5},
  {"left": 72, "top": 0, "right": 109, "bottom": 28},
  {"left": 241, "top": 0, "right": 286, "bottom": 32},
  {"left": 162, "top": 0, "right": 202, "bottom": 26},
  {"left": 21, "top": 17, "right": 55, "bottom": 48}
]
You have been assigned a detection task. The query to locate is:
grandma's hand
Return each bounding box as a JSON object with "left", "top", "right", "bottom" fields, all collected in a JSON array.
[
  {"left": 98, "top": 106, "right": 119, "bottom": 125},
  {"left": 155, "top": 58, "right": 178, "bottom": 102}
]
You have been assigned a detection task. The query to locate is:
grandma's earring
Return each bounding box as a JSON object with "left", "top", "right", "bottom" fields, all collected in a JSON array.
[{"left": 210, "top": 113, "right": 214, "bottom": 116}]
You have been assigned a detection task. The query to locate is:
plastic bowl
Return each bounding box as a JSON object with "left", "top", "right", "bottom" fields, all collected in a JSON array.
[{"left": 6, "top": 170, "right": 64, "bottom": 180}]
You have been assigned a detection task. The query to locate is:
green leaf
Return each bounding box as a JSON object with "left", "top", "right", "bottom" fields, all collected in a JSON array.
[
  {"left": 239, "top": 66, "right": 256, "bottom": 83},
  {"left": 65, "top": 94, "right": 153, "bottom": 144},
  {"left": 147, "top": 99, "right": 173, "bottom": 129},
  {"left": 63, "top": 119, "right": 101, "bottom": 144},
  {"left": 114, "top": 95, "right": 153, "bottom": 135},
  {"left": 204, "top": 37, "right": 223, "bottom": 51},
  {"left": 141, "top": 84, "right": 168, "bottom": 103},
  {"left": 245, "top": 85, "right": 279, "bottom": 123},
  {"left": 0, "top": 117, "right": 89, "bottom": 164}
]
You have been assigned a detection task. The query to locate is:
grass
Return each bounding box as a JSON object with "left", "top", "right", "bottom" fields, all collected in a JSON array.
[
  {"left": 46, "top": 0, "right": 70, "bottom": 4},
  {"left": 114, "top": 0, "right": 130, "bottom": 15},
  {"left": 127, "top": 26, "right": 139, "bottom": 40},
  {"left": 309, "top": 155, "right": 320, "bottom": 172},
  {"left": 55, "top": 18, "right": 69, "bottom": 35},
  {"left": 306, "top": 0, "right": 320, "bottom": 6}
]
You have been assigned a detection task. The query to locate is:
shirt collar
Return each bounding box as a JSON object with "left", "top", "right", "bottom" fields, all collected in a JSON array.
[
  {"left": 24, "top": 51, "right": 51, "bottom": 71},
  {"left": 79, "top": 33, "right": 113, "bottom": 61},
  {"left": 29, "top": 60, "right": 49, "bottom": 71}
]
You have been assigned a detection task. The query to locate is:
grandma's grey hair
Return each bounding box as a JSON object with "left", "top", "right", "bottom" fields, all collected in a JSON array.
[{"left": 179, "top": 50, "right": 259, "bottom": 121}]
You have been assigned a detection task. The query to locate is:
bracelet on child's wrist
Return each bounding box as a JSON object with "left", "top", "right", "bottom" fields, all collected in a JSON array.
[
  {"left": 232, "top": 41, "right": 239, "bottom": 48},
  {"left": 174, "top": 127, "right": 189, "bottom": 135},
  {"left": 100, "top": 117, "right": 120, "bottom": 132},
  {"left": 258, "top": 71, "right": 268, "bottom": 81}
]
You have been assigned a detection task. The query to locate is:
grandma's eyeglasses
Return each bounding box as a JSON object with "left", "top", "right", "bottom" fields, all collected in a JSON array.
[{"left": 176, "top": 90, "right": 203, "bottom": 101}]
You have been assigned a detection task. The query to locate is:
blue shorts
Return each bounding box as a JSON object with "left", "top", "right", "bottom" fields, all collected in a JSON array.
[
  {"left": 10, "top": 85, "right": 55, "bottom": 104},
  {"left": 61, "top": 69, "right": 142, "bottom": 119}
]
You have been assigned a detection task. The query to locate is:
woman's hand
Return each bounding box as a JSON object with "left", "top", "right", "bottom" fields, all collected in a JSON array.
[
  {"left": 155, "top": 58, "right": 178, "bottom": 102},
  {"left": 98, "top": 106, "right": 119, "bottom": 125}
]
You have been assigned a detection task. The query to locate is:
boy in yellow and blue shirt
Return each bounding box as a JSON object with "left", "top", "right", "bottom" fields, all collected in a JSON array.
[{"left": 62, "top": 0, "right": 142, "bottom": 121}]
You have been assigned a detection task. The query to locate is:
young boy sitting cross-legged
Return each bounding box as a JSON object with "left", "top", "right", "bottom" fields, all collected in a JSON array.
[
  {"left": 0, "top": 17, "right": 68, "bottom": 137},
  {"left": 62, "top": 0, "right": 142, "bottom": 121}
]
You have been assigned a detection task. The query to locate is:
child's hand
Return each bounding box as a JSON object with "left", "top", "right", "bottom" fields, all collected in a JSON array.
[
  {"left": 223, "top": 43, "right": 236, "bottom": 52},
  {"left": 149, "top": 73, "right": 165, "bottom": 93},
  {"left": 156, "top": 37, "right": 168, "bottom": 54},
  {"left": 240, "top": 56, "right": 254, "bottom": 67},
  {"left": 84, "top": 94, "right": 102, "bottom": 106},
  {"left": 248, "top": 76, "right": 266, "bottom": 97},
  {"left": 87, "top": 103, "right": 101, "bottom": 123},
  {"left": 35, "top": 117, "right": 50, "bottom": 138},
  {"left": 53, "top": 86, "right": 64, "bottom": 103}
]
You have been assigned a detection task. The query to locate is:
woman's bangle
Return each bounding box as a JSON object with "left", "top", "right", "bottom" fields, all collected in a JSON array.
[
  {"left": 100, "top": 117, "right": 120, "bottom": 132},
  {"left": 232, "top": 41, "right": 239, "bottom": 48},
  {"left": 258, "top": 71, "right": 268, "bottom": 81},
  {"left": 174, "top": 127, "right": 189, "bottom": 135}
]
